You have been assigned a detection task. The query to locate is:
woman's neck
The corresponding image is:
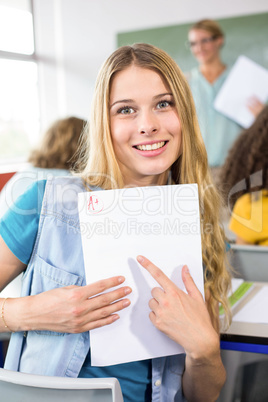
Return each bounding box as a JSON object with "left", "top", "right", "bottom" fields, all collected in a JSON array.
[
  {"left": 123, "top": 171, "right": 169, "bottom": 188},
  {"left": 200, "top": 59, "right": 226, "bottom": 84}
]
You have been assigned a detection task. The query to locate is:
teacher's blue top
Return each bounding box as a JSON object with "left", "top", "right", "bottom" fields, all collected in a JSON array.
[{"left": 188, "top": 67, "right": 241, "bottom": 167}]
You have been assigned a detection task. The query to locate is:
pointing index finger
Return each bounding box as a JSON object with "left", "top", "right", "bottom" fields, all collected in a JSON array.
[{"left": 136, "top": 255, "right": 172, "bottom": 290}]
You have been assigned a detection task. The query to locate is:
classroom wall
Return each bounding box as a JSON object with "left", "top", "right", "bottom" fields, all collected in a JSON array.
[
  {"left": 33, "top": 0, "right": 268, "bottom": 132},
  {"left": 118, "top": 13, "right": 268, "bottom": 72}
]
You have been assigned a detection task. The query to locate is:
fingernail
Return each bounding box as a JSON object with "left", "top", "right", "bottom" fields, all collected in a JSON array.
[
  {"left": 112, "top": 315, "right": 119, "bottom": 321},
  {"left": 137, "top": 255, "right": 144, "bottom": 263},
  {"left": 125, "top": 287, "right": 132, "bottom": 295},
  {"left": 123, "top": 299, "right": 130, "bottom": 307},
  {"left": 118, "top": 276, "right": 125, "bottom": 283},
  {"left": 183, "top": 265, "right": 190, "bottom": 274}
]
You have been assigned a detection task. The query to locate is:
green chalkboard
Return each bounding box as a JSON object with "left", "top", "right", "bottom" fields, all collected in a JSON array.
[{"left": 117, "top": 13, "right": 268, "bottom": 72}]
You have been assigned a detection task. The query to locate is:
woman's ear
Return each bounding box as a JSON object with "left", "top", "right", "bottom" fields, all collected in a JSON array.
[{"left": 217, "top": 36, "right": 225, "bottom": 49}]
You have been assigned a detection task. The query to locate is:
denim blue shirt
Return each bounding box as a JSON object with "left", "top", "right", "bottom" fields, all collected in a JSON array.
[{"left": 3, "top": 177, "right": 186, "bottom": 401}]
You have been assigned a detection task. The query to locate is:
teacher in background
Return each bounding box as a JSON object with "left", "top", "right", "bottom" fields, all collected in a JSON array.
[{"left": 186, "top": 19, "right": 241, "bottom": 171}]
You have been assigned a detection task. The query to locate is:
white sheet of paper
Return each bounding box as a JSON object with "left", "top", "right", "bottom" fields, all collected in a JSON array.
[
  {"left": 233, "top": 286, "right": 268, "bottom": 324},
  {"left": 214, "top": 55, "right": 268, "bottom": 128},
  {"left": 229, "top": 278, "right": 244, "bottom": 297},
  {"left": 78, "top": 184, "right": 204, "bottom": 366}
]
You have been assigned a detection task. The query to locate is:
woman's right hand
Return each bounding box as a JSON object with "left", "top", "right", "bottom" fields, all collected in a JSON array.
[
  {"left": 6, "top": 276, "right": 132, "bottom": 333},
  {"left": 246, "top": 96, "right": 265, "bottom": 118}
]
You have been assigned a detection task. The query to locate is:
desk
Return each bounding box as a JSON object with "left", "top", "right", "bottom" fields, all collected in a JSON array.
[
  {"left": 0, "top": 275, "right": 22, "bottom": 361},
  {"left": 0, "top": 275, "right": 22, "bottom": 338},
  {"left": 221, "top": 323, "right": 268, "bottom": 354},
  {"left": 221, "top": 284, "right": 268, "bottom": 353},
  {"left": 220, "top": 244, "right": 268, "bottom": 354},
  {"left": 219, "top": 282, "right": 268, "bottom": 402},
  {"left": 218, "top": 279, "right": 268, "bottom": 402},
  {"left": 0, "top": 274, "right": 22, "bottom": 299},
  {"left": 220, "top": 282, "right": 268, "bottom": 354}
]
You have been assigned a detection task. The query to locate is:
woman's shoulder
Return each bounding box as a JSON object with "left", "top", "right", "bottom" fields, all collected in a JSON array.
[
  {"left": 45, "top": 175, "right": 85, "bottom": 189},
  {"left": 42, "top": 176, "right": 103, "bottom": 220}
]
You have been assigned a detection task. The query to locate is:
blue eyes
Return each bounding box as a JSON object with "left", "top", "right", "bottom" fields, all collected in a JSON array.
[
  {"left": 156, "top": 100, "right": 170, "bottom": 109},
  {"left": 118, "top": 106, "right": 135, "bottom": 115},
  {"left": 117, "top": 100, "right": 172, "bottom": 115}
]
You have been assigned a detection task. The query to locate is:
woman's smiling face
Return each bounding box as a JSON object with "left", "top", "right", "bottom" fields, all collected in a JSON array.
[{"left": 109, "top": 65, "right": 182, "bottom": 187}]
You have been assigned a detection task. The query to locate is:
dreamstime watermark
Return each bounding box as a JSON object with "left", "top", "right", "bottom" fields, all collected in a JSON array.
[
  {"left": 1, "top": 172, "right": 200, "bottom": 218},
  {"left": 227, "top": 170, "right": 264, "bottom": 233},
  {"left": 1, "top": 170, "right": 265, "bottom": 235},
  {"left": 82, "top": 184, "right": 200, "bottom": 217},
  {"left": 79, "top": 217, "right": 213, "bottom": 239}
]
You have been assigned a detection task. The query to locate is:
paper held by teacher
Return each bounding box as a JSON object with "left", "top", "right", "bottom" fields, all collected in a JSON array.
[
  {"left": 78, "top": 184, "right": 204, "bottom": 366},
  {"left": 214, "top": 55, "right": 268, "bottom": 128}
]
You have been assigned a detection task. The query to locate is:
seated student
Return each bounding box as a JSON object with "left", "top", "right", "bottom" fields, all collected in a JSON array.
[
  {"left": 0, "top": 116, "right": 86, "bottom": 217},
  {"left": 220, "top": 106, "right": 268, "bottom": 245},
  {"left": 0, "top": 43, "right": 232, "bottom": 402}
]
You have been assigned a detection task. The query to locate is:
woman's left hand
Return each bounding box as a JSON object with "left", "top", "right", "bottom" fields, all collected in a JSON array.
[{"left": 136, "top": 255, "right": 220, "bottom": 360}]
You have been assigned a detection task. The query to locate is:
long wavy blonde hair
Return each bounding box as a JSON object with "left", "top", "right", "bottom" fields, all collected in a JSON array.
[{"left": 80, "top": 43, "right": 231, "bottom": 326}]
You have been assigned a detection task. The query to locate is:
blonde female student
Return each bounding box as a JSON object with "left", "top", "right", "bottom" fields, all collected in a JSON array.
[{"left": 0, "top": 43, "right": 231, "bottom": 402}]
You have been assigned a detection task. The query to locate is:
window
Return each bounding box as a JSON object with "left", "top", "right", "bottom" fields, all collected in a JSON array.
[{"left": 0, "top": 0, "right": 40, "bottom": 166}]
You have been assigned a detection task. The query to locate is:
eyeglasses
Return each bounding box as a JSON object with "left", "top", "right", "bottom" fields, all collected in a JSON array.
[{"left": 186, "top": 35, "right": 218, "bottom": 49}]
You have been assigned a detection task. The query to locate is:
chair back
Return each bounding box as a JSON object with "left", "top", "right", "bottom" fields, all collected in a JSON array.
[
  {"left": 229, "top": 244, "right": 268, "bottom": 282},
  {"left": 0, "top": 368, "right": 124, "bottom": 402}
]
